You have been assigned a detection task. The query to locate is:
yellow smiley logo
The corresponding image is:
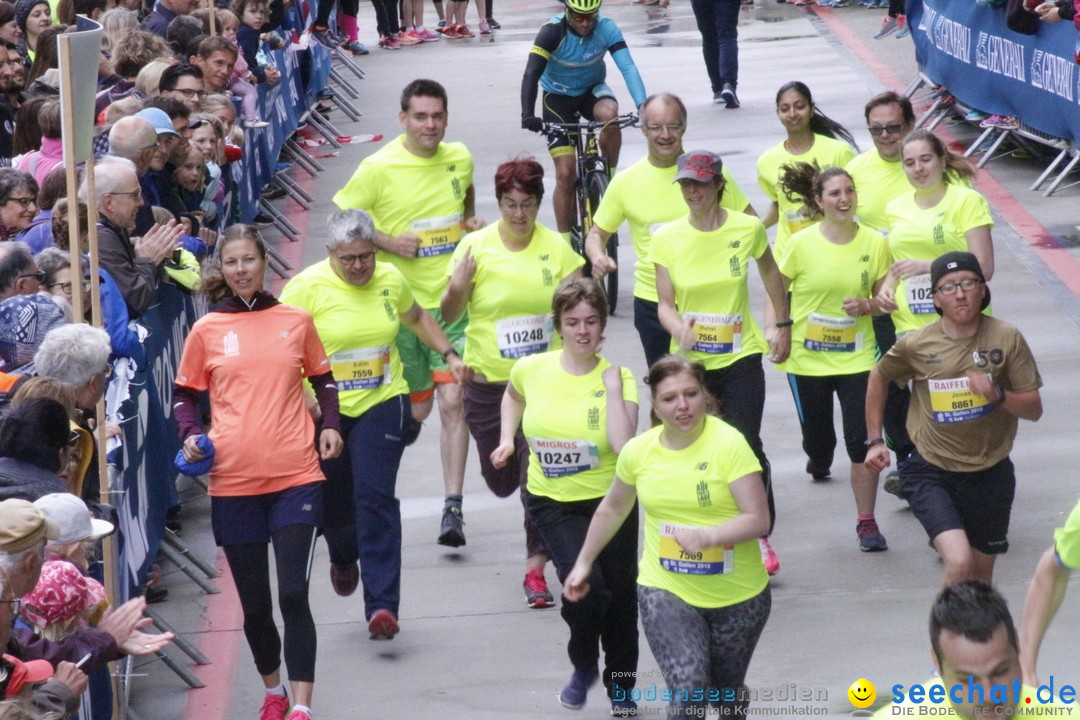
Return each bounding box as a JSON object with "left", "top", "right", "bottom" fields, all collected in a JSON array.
[{"left": 848, "top": 678, "right": 876, "bottom": 709}]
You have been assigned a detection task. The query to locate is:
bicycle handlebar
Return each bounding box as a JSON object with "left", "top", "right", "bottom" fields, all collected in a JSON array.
[{"left": 537, "top": 113, "right": 639, "bottom": 136}]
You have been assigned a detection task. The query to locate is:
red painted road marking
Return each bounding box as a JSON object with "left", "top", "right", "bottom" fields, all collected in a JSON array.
[
  {"left": 182, "top": 551, "right": 243, "bottom": 720},
  {"left": 812, "top": 6, "right": 1080, "bottom": 297}
]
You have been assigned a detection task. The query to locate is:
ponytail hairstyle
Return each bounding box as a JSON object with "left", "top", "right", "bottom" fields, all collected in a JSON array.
[
  {"left": 201, "top": 224, "right": 267, "bottom": 304},
  {"left": 775, "top": 81, "right": 858, "bottom": 150},
  {"left": 644, "top": 355, "right": 720, "bottom": 428},
  {"left": 777, "top": 163, "right": 853, "bottom": 220},
  {"left": 900, "top": 128, "right": 976, "bottom": 184}
]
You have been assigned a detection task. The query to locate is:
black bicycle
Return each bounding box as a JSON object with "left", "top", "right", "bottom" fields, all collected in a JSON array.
[{"left": 539, "top": 113, "right": 638, "bottom": 315}]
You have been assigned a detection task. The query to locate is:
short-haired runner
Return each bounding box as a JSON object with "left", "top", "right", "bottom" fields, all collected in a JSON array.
[
  {"left": 844, "top": 91, "right": 917, "bottom": 492},
  {"left": 279, "top": 209, "right": 472, "bottom": 640},
  {"left": 872, "top": 581, "right": 1072, "bottom": 717},
  {"left": 441, "top": 157, "right": 584, "bottom": 608},
  {"left": 333, "top": 79, "right": 483, "bottom": 551},
  {"left": 493, "top": 278, "right": 639, "bottom": 715}
]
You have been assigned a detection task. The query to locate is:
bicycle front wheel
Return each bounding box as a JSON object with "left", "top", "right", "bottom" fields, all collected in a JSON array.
[{"left": 584, "top": 170, "right": 618, "bottom": 315}]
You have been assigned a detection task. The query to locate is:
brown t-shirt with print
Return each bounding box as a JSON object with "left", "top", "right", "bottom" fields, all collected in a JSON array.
[{"left": 877, "top": 316, "right": 1042, "bottom": 472}]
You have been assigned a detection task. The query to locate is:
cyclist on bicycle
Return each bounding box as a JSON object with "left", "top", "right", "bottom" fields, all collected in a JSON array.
[{"left": 520, "top": 0, "right": 647, "bottom": 243}]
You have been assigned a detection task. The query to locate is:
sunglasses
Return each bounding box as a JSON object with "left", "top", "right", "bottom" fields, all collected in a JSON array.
[{"left": 867, "top": 124, "right": 905, "bottom": 136}]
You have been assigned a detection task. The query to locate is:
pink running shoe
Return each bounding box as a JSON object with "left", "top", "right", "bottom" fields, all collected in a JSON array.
[{"left": 259, "top": 694, "right": 289, "bottom": 720}]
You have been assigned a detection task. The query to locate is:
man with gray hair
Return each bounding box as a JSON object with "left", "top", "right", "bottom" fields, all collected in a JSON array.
[
  {"left": 83, "top": 157, "right": 182, "bottom": 318},
  {"left": 0, "top": 242, "right": 41, "bottom": 302}
]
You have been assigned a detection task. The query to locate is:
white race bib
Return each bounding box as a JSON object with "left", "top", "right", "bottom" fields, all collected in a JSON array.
[
  {"left": 527, "top": 438, "right": 600, "bottom": 478},
  {"left": 495, "top": 314, "right": 552, "bottom": 359},
  {"left": 905, "top": 273, "right": 936, "bottom": 315}
]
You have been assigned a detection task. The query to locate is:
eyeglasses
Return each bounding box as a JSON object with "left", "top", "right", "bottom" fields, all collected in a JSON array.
[
  {"left": 1, "top": 598, "right": 21, "bottom": 615},
  {"left": 567, "top": 9, "right": 598, "bottom": 21},
  {"left": 934, "top": 278, "right": 983, "bottom": 295},
  {"left": 48, "top": 279, "right": 91, "bottom": 294},
  {"left": 68, "top": 430, "right": 81, "bottom": 448},
  {"left": 501, "top": 199, "right": 539, "bottom": 213},
  {"left": 643, "top": 123, "right": 683, "bottom": 135},
  {"left": 175, "top": 88, "right": 208, "bottom": 100},
  {"left": 5, "top": 196, "right": 35, "bottom": 208},
  {"left": 867, "top": 123, "right": 905, "bottom": 136},
  {"left": 189, "top": 119, "right": 210, "bottom": 130},
  {"left": 18, "top": 270, "right": 45, "bottom": 283},
  {"left": 107, "top": 189, "right": 142, "bottom": 201},
  {"left": 335, "top": 251, "right": 376, "bottom": 266}
]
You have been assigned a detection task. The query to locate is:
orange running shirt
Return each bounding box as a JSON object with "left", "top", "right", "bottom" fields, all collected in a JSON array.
[{"left": 175, "top": 305, "right": 330, "bottom": 496}]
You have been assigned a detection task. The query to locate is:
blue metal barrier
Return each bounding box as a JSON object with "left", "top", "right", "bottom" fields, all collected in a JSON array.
[{"left": 909, "top": 0, "right": 1079, "bottom": 143}]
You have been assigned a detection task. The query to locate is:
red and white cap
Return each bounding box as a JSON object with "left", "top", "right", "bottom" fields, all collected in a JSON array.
[{"left": 673, "top": 150, "right": 723, "bottom": 183}]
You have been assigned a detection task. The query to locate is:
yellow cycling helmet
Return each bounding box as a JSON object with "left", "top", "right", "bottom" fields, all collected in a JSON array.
[{"left": 565, "top": 0, "right": 602, "bottom": 13}]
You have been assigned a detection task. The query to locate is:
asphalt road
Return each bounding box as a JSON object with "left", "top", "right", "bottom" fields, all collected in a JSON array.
[{"left": 131, "top": 2, "right": 1080, "bottom": 718}]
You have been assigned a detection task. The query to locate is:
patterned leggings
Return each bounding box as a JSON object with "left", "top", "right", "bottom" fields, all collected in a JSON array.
[{"left": 638, "top": 585, "right": 771, "bottom": 718}]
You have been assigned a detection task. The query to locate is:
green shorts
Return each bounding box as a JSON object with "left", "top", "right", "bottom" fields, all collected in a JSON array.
[{"left": 397, "top": 308, "right": 468, "bottom": 397}]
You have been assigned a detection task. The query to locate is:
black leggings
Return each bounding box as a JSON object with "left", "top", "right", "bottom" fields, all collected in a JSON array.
[
  {"left": 223, "top": 524, "right": 319, "bottom": 682},
  {"left": 374, "top": 0, "right": 401, "bottom": 36},
  {"left": 702, "top": 354, "right": 775, "bottom": 535}
]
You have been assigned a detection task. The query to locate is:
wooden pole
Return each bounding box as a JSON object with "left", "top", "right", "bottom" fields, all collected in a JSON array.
[
  {"left": 207, "top": 0, "right": 217, "bottom": 36},
  {"left": 59, "top": 33, "right": 121, "bottom": 719}
]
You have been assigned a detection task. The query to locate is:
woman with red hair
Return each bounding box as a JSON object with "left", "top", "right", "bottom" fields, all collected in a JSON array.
[{"left": 441, "top": 157, "right": 584, "bottom": 609}]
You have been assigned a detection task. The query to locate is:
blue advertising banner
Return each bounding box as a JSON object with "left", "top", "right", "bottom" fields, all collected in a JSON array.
[
  {"left": 107, "top": 284, "right": 197, "bottom": 596},
  {"left": 908, "top": 0, "right": 1079, "bottom": 143}
]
